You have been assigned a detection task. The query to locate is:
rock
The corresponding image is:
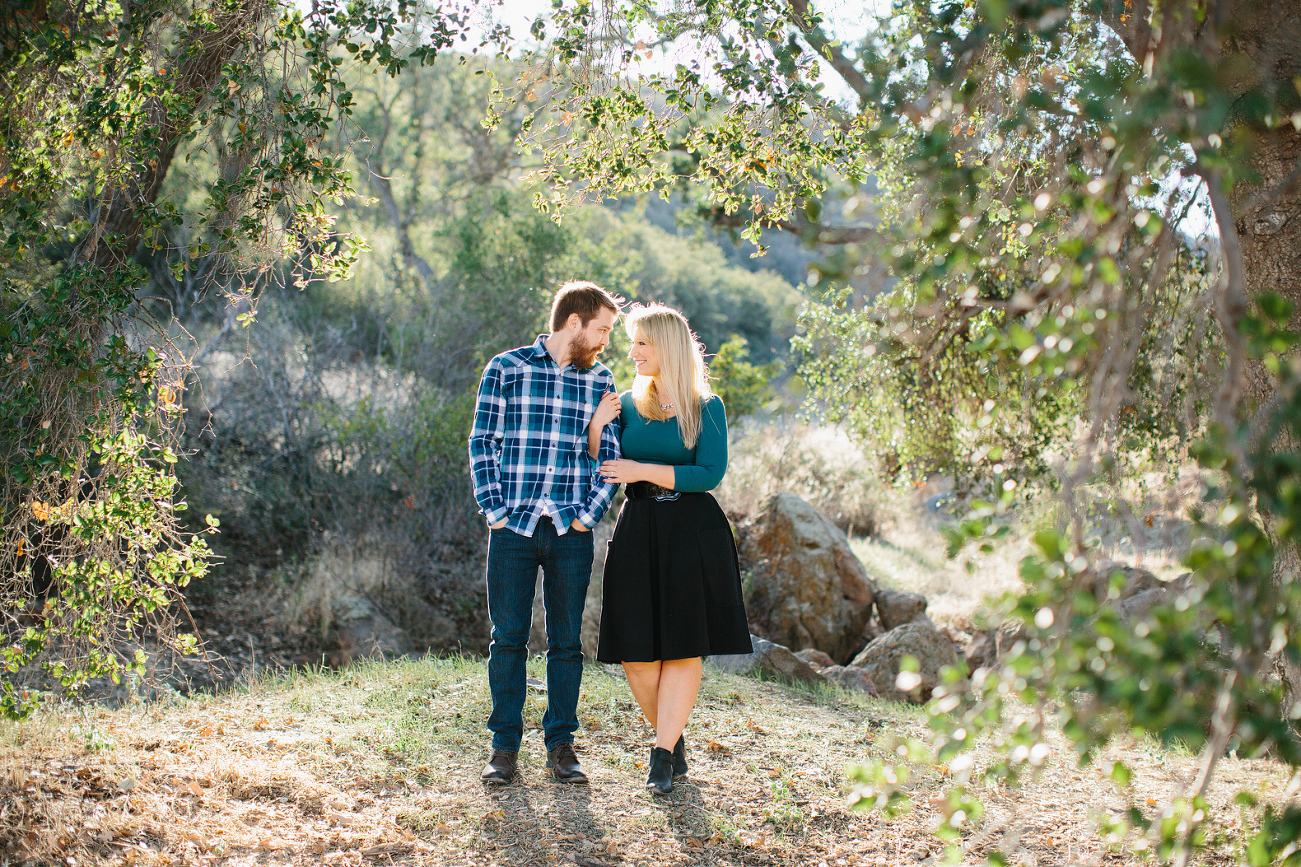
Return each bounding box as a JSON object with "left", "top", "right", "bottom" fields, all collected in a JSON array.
[
  {"left": 330, "top": 595, "right": 413, "bottom": 664},
  {"left": 874, "top": 589, "right": 928, "bottom": 630},
  {"left": 820, "top": 665, "right": 880, "bottom": 696},
  {"left": 1088, "top": 561, "right": 1162, "bottom": 601},
  {"left": 1108, "top": 572, "right": 1193, "bottom": 623},
  {"left": 795, "top": 648, "right": 837, "bottom": 669},
  {"left": 740, "top": 493, "right": 876, "bottom": 663},
  {"left": 963, "top": 620, "right": 1030, "bottom": 672},
  {"left": 963, "top": 573, "right": 1192, "bottom": 672},
  {"left": 1111, "top": 587, "right": 1170, "bottom": 623},
  {"left": 851, "top": 620, "right": 961, "bottom": 703},
  {"left": 708, "top": 634, "right": 827, "bottom": 687}
]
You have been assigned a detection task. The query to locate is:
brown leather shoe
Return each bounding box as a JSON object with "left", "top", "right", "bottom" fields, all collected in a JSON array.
[
  {"left": 480, "top": 749, "right": 518, "bottom": 784},
  {"left": 546, "top": 742, "right": 589, "bottom": 784}
]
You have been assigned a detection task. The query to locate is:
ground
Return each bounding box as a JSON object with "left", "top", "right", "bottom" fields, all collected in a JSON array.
[
  {"left": 0, "top": 654, "right": 1289, "bottom": 867},
  {"left": 2, "top": 438, "right": 1283, "bottom": 865}
]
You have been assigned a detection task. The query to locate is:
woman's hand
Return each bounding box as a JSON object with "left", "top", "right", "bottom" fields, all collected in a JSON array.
[
  {"left": 591, "top": 390, "right": 621, "bottom": 430},
  {"left": 598, "top": 459, "right": 645, "bottom": 484},
  {"left": 588, "top": 390, "right": 621, "bottom": 459}
]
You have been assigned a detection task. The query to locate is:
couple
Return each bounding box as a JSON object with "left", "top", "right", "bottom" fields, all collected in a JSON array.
[{"left": 467, "top": 281, "right": 752, "bottom": 795}]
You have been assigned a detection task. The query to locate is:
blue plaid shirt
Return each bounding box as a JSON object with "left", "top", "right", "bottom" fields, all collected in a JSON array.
[{"left": 469, "top": 335, "right": 621, "bottom": 536}]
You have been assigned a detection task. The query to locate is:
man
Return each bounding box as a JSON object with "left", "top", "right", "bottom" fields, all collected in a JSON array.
[{"left": 468, "top": 281, "right": 623, "bottom": 785}]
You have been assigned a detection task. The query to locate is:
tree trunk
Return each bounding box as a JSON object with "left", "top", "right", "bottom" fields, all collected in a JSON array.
[
  {"left": 71, "top": 0, "right": 271, "bottom": 273},
  {"left": 1234, "top": 129, "right": 1301, "bottom": 336},
  {"left": 1234, "top": 126, "right": 1301, "bottom": 709}
]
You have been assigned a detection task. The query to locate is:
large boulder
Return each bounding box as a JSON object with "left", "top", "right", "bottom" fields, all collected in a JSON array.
[
  {"left": 851, "top": 620, "right": 961, "bottom": 703},
  {"left": 708, "top": 634, "right": 827, "bottom": 687},
  {"left": 740, "top": 493, "right": 876, "bottom": 663},
  {"left": 330, "top": 595, "right": 413, "bottom": 665}
]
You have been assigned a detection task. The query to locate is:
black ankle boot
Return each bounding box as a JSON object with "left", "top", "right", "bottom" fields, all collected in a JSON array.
[
  {"left": 672, "top": 735, "right": 687, "bottom": 779},
  {"left": 646, "top": 746, "right": 674, "bottom": 795}
]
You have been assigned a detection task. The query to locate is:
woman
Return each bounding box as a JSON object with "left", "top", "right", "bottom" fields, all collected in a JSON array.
[{"left": 586, "top": 304, "right": 752, "bottom": 795}]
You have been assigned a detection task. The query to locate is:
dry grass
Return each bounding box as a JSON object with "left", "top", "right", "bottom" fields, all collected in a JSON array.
[
  {"left": 0, "top": 654, "right": 1291, "bottom": 867},
  {"left": 716, "top": 423, "right": 891, "bottom": 535}
]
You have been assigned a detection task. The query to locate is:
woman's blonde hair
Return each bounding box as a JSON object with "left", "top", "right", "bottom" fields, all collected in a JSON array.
[{"left": 626, "top": 304, "right": 712, "bottom": 449}]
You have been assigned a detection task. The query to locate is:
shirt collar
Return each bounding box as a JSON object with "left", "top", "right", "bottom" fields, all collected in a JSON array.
[
  {"left": 527, "top": 334, "right": 553, "bottom": 363},
  {"left": 528, "top": 333, "right": 601, "bottom": 374}
]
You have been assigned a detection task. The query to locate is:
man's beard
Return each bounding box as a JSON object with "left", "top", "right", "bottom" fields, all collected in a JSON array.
[{"left": 569, "top": 333, "right": 601, "bottom": 369}]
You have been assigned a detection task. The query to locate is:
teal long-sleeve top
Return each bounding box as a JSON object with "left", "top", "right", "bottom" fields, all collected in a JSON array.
[{"left": 616, "top": 391, "right": 728, "bottom": 491}]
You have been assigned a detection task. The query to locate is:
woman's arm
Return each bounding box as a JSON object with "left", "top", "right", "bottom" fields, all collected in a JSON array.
[
  {"left": 587, "top": 390, "right": 622, "bottom": 458},
  {"left": 672, "top": 396, "right": 728, "bottom": 492},
  {"left": 596, "top": 458, "right": 677, "bottom": 488}
]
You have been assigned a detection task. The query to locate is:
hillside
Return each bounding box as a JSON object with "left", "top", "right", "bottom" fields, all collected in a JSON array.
[{"left": 1, "top": 656, "right": 1287, "bottom": 866}]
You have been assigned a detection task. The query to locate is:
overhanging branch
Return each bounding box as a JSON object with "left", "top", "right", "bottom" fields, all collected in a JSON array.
[{"left": 707, "top": 206, "right": 882, "bottom": 246}]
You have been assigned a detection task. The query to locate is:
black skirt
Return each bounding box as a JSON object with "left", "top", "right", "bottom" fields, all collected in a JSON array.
[{"left": 596, "top": 489, "right": 753, "bottom": 662}]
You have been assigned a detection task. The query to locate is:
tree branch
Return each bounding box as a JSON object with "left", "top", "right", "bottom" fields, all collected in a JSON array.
[
  {"left": 784, "top": 0, "right": 872, "bottom": 104},
  {"left": 71, "top": 0, "right": 272, "bottom": 272},
  {"left": 706, "top": 206, "right": 882, "bottom": 246},
  {"left": 1096, "top": 0, "right": 1156, "bottom": 64},
  {"left": 363, "top": 161, "right": 439, "bottom": 290}
]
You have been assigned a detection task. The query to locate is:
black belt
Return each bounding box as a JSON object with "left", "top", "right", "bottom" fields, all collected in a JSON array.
[{"left": 626, "top": 481, "right": 681, "bottom": 501}]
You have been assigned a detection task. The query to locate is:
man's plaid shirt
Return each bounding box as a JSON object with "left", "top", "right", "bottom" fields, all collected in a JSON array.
[{"left": 468, "top": 335, "right": 621, "bottom": 536}]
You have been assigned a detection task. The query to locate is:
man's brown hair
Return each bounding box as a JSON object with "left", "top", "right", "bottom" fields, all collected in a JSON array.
[{"left": 549, "top": 281, "right": 623, "bottom": 332}]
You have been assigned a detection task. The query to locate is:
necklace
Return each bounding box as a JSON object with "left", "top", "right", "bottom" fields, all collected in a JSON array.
[{"left": 659, "top": 402, "right": 674, "bottom": 411}]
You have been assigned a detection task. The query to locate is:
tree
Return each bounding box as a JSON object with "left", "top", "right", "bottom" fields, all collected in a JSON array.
[
  {"left": 519, "top": 0, "right": 1301, "bottom": 862},
  {"left": 0, "top": 0, "right": 491, "bottom": 716}
]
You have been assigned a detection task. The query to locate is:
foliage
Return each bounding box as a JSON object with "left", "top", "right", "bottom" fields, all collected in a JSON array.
[
  {"left": 716, "top": 422, "right": 887, "bottom": 535},
  {"left": 864, "top": 313, "right": 1301, "bottom": 863},
  {"left": 568, "top": 208, "right": 802, "bottom": 360},
  {"left": 517, "top": 0, "right": 1301, "bottom": 862},
  {"left": 160, "top": 52, "right": 804, "bottom": 647},
  {"left": 175, "top": 285, "right": 483, "bottom": 590},
  {"left": 0, "top": 0, "right": 495, "bottom": 715},
  {"left": 709, "top": 335, "right": 782, "bottom": 424},
  {"left": 0, "top": 264, "right": 212, "bottom": 716}
]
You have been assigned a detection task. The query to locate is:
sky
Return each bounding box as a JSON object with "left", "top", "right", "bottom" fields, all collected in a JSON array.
[{"left": 482, "top": 0, "right": 892, "bottom": 103}]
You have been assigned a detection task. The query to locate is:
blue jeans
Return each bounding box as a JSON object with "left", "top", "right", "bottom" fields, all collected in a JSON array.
[{"left": 485, "top": 517, "right": 594, "bottom": 752}]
